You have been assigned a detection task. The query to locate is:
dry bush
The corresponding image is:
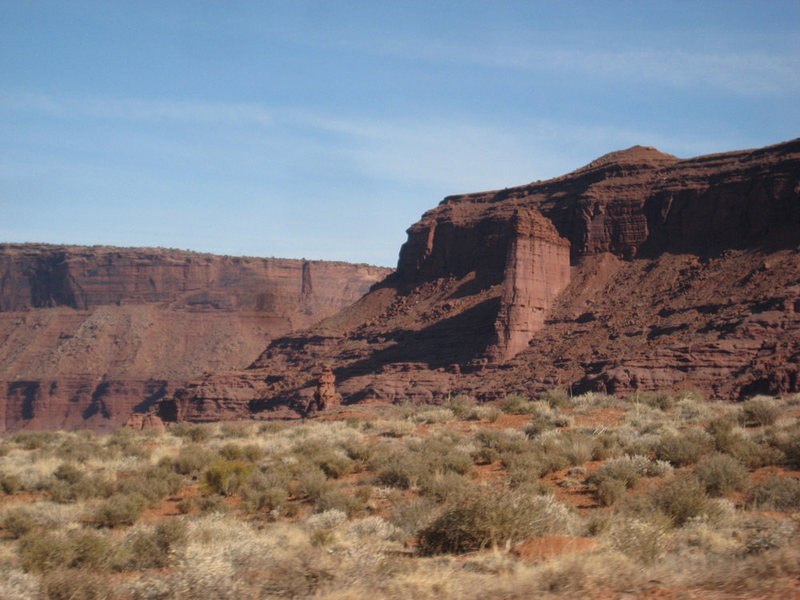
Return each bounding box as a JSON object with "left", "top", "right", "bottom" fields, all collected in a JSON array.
[
  {"left": 201, "top": 460, "right": 255, "bottom": 496},
  {"left": 0, "top": 472, "right": 22, "bottom": 494},
  {"left": 604, "top": 516, "right": 671, "bottom": 564},
  {"left": 418, "top": 487, "right": 575, "bottom": 554},
  {"left": 746, "top": 475, "right": 800, "bottom": 511},
  {"left": 171, "top": 422, "right": 212, "bottom": 442},
  {"left": 650, "top": 474, "right": 713, "bottom": 526},
  {"left": 500, "top": 393, "right": 533, "bottom": 415},
  {"left": 39, "top": 569, "right": 115, "bottom": 600},
  {"left": 167, "top": 443, "right": 215, "bottom": 475},
  {"left": 390, "top": 497, "right": 439, "bottom": 537},
  {"left": 118, "top": 465, "right": 183, "bottom": 503},
  {"left": 1, "top": 507, "right": 38, "bottom": 538},
  {"left": 654, "top": 429, "right": 712, "bottom": 466},
  {"left": 18, "top": 528, "right": 119, "bottom": 572},
  {"left": 443, "top": 393, "right": 477, "bottom": 419},
  {"left": 314, "top": 488, "right": 364, "bottom": 516},
  {"left": 596, "top": 478, "right": 626, "bottom": 507},
  {"left": 93, "top": 493, "right": 148, "bottom": 527},
  {"left": 694, "top": 453, "right": 748, "bottom": 496},
  {"left": 738, "top": 396, "right": 781, "bottom": 427},
  {"left": 123, "top": 519, "right": 188, "bottom": 570}
]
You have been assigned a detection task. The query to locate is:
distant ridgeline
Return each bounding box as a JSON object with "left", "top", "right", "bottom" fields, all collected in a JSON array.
[{"left": 0, "top": 244, "right": 391, "bottom": 431}]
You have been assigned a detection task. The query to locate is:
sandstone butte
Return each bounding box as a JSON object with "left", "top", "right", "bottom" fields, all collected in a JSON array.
[
  {"left": 152, "top": 137, "right": 800, "bottom": 425},
  {"left": 4, "top": 138, "right": 800, "bottom": 430},
  {"left": 0, "top": 245, "right": 390, "bottom": 431}
]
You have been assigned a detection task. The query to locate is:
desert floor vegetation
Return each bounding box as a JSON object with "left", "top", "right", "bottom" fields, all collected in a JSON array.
[{"left": 1, "top": 392, "right": 799, "bottom": 599}]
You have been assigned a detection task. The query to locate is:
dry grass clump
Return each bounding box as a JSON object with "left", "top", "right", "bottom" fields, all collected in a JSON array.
[
  {"left": 418, "top": 486, "right": 576, "bottom": 555},
  {"left": 738, "top": 395, "right": 781, "bottom": 427},
  {"left": 694, "top": 453, "right": 748, "bottom": 496},
  {"left": 2, "top": 392, "right": 800, "bottom": 598},
  {"left": 746, "top": 475, "right": 800, "bottom": 511}
]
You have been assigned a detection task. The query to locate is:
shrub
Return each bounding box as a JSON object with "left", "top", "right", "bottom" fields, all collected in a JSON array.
[
  {"left": 372, "top": 438, "right": 473, "bottom": 491},
  {"left": 169, "top": 444, "right": 215, "bottom": 475},
  {"left": 694, "top": 454, "right": 748, "bottom": 496},
  {"left": 39, "top": 569, "right": 114, "bottom": 600},
  {"left": 542, "top": 389, "right": 572, "bottom": 408},
  {"left": 651, "top": 475, "right": 711, "bottom": 526},
  {"left": 93, "top": 493, "right": 148, "bottom": 527},
  {"left": 220, "top": 422, "right": 251, "bottom": 438},
  {"left": 596, "top": 478, "right": 626, "bottom": 506},
  {"left": 472, "top": 404, "right": 501, "bottom": 422},
  {"left": 176, "top": 497, "right": 194, "bottom": 514},
  {"left": 201, "top": 460, "right": 255, "bottom": 496},
  {"left": 738, "top": 396, "right": 781, "bottom": 427},
  {"left": 654, "top": 430, "right": 712, "bottom": 467},
  {"left": 18, "top": 529, "right": 117, "bottom": 572},
  {"left": 500, "top": 393, "right": 532, "bottom": 415},
  {"left": 642, "top": 392, "right": 676, "bottom": 411},
  {"left": 411, "top": 408, "right": 455, "bottom": 424},
  {"left": 342, "top": 440, "right": 374, "bottom": 465},
  {"left": 443, "top": 394, "right": 477, "bottom": 419},
  {"left": 606, "top": 516, "right": 670, "bottom": 564},
  {"left": 390, "top": 497, "right": 439, "bottom": 537},
  {"left": 314, "top": 452, "right": 354, "bottom": 479},
  {"left": 524, "top": 416, "right": 558, "bottom": 437},
  {"left": 418, "top": 488, "right": 572, "bottom": 554},
  {"left": 195, "top": 494, "right": 229, "bottom": 514},
  {"left": 746, "top": 476, "right": 800, "bottom": 511},
  {"left": 315, "top": 489, "right": 363, "bottom": 517},
  {"left": 53, "top": 463, "right": 84, "bottom": 485},
  {"left": 2, "top": 508, "right": 38, "bottom": 538},
  {"left": 503, "top": 451, "right": 546, "bottom": 488},
  {"left": 0, "top": 473, "right": 22, "bottom": 494},
  {"left": 474, "top": 429, "right": 527, "bottom": 455},
  {"left": 588, "top": 455, "right": 649, "bottom": 489},
  {"left": 782, "top": 434, "right": 800, "bottom": 469},
  {"left": 709, "top": 417, "right": 781, "bottom": 468},
  {"left": 171, "top": 423, "right": 211, "bottom": 443},
  {"left": 294, "top": 467, "right": 334, "bottom": 500},
  {"left": 118, "top": 466, "right": 182, "bottom": 503},
  {"left": 418, "top": 471, "right": 474, "bottom": 502},
  {"left": 124, "top": 519, "right": 187, "bottom": 570},
  {"left": 241, "top": 475, "right": 287, "bottom": 514},
  {"left": 354, "top": 484, "right": 373, "bottom": 503},
  {"left": 10, "top": 431, "right": 57, "bottom": 450},
  {"left": 48, "top": 468, "right": 114, "bottom": 503}
]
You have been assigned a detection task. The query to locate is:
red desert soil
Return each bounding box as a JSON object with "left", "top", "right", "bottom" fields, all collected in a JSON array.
[{"left": 510, "top": 535, "right": 597, "bottom": 563}]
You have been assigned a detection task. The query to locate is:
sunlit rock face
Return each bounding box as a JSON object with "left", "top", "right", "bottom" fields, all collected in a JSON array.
[{"left": 0, "top": 244, "right": 391, "bottom": 431}]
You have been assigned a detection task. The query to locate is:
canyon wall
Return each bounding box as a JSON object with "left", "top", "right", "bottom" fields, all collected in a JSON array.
[
  {"left": 159, "top": 138, "right": 800, "bottom": 423},
  {"left": 0, "top": 244, "right": 391, "bottom": 431}
]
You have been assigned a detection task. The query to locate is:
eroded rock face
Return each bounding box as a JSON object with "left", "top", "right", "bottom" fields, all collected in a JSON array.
[
  {"left": 161, "top": 138, "right": 800, "bottom": 422},
  {"left": 487, "top": 209, "right": 571, "bottom": 362},
  {"left": 0, "top": 245, "right": 391, "bottom": 431},
  {"left": 309, "top": 366, "right": 338, "bottom": 413}
]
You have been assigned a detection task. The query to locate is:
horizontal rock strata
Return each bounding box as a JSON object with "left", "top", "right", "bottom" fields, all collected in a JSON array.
[
  {"left": 0, "top": 244, "right": 391, "bottom": 430},
  {"left": 160, "top": 138, "right": 800, "bottom": 423}
]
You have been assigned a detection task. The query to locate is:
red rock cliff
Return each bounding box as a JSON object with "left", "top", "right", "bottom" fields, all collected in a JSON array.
[
  {"left": 158, "top": 138, "right": 800, "bottom": 422},
  {"left": 0, "top": 244, "right": 391, "bottom": 431}
]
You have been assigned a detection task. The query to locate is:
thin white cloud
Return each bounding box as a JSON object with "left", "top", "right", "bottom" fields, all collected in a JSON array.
[
  {"left": 1, "top": 89, "right": 747, "bottom": 193},
  {"left": 355, "top": 38, "right": 800, "bottom": 97},
  {"left": 0, "top": 91, "right": 274, "bottom": 127}
]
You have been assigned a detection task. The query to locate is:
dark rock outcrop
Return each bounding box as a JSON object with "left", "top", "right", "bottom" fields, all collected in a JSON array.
[{"left": 160, "top": 138, "right": 800, "bottom": 423}]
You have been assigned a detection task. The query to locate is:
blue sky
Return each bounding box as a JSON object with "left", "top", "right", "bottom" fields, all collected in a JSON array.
[{"left": 2, "top": 1, "right": 798, "bottom": 266}]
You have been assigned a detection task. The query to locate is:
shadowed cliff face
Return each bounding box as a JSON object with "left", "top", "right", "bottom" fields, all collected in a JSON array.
[
  {"left": 159, "top": 138, "right": 800, "bottom": 424},
  {"left": 0, "top": 245, "right": 391, "bottom": 431}
]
